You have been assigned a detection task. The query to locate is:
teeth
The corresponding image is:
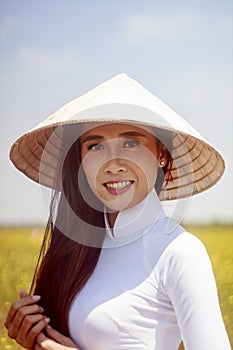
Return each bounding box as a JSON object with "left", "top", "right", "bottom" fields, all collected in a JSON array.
[{"left": 106, "top": 180, "right": 131, "bottom": 190}]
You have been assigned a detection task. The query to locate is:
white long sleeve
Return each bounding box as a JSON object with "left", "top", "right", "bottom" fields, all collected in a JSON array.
[
  {"left": 69, "top": 190, "right": 231, "bottom": 349},
  {"left": 157, "top": 233, "right": 231, "bottom": 350}
]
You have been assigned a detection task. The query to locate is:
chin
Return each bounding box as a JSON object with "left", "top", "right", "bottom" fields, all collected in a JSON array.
[{"left": 103, "top": 199, "right": 134, "bottom": 213}]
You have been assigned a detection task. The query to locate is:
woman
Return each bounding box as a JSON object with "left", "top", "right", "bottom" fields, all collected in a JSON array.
[{"left": 5, "top": 74, "right": 231, "bottom": 349}]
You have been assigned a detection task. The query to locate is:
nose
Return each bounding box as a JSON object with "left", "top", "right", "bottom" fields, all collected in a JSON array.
[{"left": 103, "top": 158, "right": 127, "bottom": 175}]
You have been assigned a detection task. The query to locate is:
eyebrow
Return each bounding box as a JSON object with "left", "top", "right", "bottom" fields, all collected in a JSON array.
[
  {"left": 118, "top": 131, "right": 147, "bottom": 138},
  {"left": 81, "top": 135, "right": 104, "bottom": 143},
  {"left": 81, "top": 131, "right": 147, "bottom": 144}
]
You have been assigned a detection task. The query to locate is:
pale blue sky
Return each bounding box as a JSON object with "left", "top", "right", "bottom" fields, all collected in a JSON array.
[{"left": 0, "top": 0, "right": 232, "bottom": 225}]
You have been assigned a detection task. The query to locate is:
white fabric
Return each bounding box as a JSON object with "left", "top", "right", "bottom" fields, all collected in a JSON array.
[
  {"left": 102, "top": 189, "right": 164, "bottom": 248},
  {"left": 69, "top": 190, "right": 230, "bottom": 350},
  {"left": 33, "top": 73, "right": 205, "bottom": 142}
]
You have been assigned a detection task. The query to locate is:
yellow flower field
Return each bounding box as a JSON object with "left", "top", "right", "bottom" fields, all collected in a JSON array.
[{"left": 0, "top": 226, "right": 232, "bottom": 349}]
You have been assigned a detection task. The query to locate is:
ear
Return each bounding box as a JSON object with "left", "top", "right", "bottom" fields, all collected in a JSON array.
[{"left": 158, "top": 143, "right": 168, "bottom": 168}]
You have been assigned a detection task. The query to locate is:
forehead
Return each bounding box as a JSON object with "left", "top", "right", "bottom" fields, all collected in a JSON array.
[{"left": 80, "top": 122, "right": 156, "bottom": 140}]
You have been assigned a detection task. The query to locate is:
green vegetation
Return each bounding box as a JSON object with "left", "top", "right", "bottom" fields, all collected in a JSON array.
[{"left": 0, "top": 226, "right": 233, "bottom": 349}]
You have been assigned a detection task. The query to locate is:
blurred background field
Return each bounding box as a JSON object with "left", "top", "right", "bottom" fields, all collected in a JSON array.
[{"left": 0, "top": 226, "right": 233, "bottom": 349}]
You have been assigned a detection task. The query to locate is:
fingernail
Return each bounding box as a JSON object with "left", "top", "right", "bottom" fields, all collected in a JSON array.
[
  {"left": 32, "top": 295, "right": 41, "bottom": 301},
  {"left": 44, "top": 317, "right": 50, "bottom": 323}
]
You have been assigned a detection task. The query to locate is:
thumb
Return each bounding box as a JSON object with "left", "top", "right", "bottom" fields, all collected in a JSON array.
[{"left": 20, "top": 289, "right": 29, "bottom": 299}]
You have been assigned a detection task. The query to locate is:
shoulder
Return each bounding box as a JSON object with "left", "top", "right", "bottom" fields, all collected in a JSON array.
[
  {"left": 151, "top": 220, "right": 212, "bottom": 275},
  {"left": 157, "top": 230, "right": 214, "bottom": 290},
  {"left": 160, "top": 230, "right": 211, "bottom": 272},
  {"left": 165, "top": 230, "right": 208, "bottom": 258},
  {"left": 151, "top": 229, "right": 217, "bottom": 308},
  {"left": 149, "top": 216, "right": 206, "bottom": 260},
  {"left": 147, "top": 218, "right": 211, "bottom": 274}
]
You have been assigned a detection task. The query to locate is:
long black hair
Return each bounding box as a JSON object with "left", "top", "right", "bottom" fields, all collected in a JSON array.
[{"left": 30, "top": 124, "right": 172, "bottom": 335}]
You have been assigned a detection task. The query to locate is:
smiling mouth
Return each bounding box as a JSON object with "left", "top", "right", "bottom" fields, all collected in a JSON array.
[{"left": 104, "top": 180, "right": 134, "bottom": 195}]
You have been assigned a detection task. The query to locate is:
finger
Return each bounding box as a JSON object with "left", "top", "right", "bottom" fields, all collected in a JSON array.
[
  {"left": 5, "top": 295, "right": 41, "bottom": 328},
  {"left": 20, "top": 289, "right": 29, "bottom": 299},
  {"left": 19, "top": 314, "right": 48, "bottom": 339},
  {"left": 37, "top": 333, "right": 56, "bottom": 349},
  {"left": 16, "top": 317, "right": 50, "bottom": 348},
  {"left": 37, "top": 332, "right": 48, "bottom": 344},
  {"left": 8, "top": 313, "right": 44, "bottom": 340},
  {"left": 45, "top": 326, "right": 77, "bottom": 347},
  {"left": 46, "top": 326, "right": 70, "bottom": 345},
  {"left": 7, "top": 303, "right": 45, "bottom": 338}
]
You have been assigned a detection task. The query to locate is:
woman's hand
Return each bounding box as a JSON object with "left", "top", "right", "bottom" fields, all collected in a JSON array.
[
  {"left": 35, "top": 325, "right": 79, "bottom": 350},
  {"left": 4, "top": 289, "right": 50, "bottom": 349}
]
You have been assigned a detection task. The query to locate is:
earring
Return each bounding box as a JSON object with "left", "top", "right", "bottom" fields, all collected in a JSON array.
[{"left": 160, "top": 160, "right": 165, "bottom": 167}]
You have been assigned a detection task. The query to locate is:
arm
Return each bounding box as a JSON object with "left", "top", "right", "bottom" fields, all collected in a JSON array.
[
  {"left": 35, "top": 326, "right": 80, "bottom": 350},
  {"left": 4, "top": 289, "right": 50, "bottom": 349},
  {"left": 164, "top": 233, "right": 231, "bottom": 350}
]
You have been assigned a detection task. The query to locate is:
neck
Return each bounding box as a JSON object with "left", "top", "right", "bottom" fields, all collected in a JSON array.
[
  {"left": 107, "top": 211, "right": 119, "bottom": 228},
  {"left": 103, "top": 189, "right": 166, "bottom": 248}
]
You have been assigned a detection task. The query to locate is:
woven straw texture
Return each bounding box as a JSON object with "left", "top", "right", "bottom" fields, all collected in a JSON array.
[{"left": 9, "top": 74, "right": 225, "bottom": 200}]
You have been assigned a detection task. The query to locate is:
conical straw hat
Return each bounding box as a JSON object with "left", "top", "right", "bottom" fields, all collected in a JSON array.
[{"left": 10, "top": 73, "right": 225, "bottom": 200}]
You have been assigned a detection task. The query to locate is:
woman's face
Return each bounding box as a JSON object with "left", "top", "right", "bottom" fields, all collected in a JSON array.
[{"left": 80, "top": 123, "right": 165, "bottom": 212}]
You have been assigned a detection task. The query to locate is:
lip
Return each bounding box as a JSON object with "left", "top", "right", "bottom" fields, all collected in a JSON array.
[{"left": 103, "top": 180, "right": 134, "bottom": 195}]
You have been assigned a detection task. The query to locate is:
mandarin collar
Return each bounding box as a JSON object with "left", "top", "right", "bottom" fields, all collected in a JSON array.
[{"left": 103, "top": 189, "right": 165, "bottom": 248}]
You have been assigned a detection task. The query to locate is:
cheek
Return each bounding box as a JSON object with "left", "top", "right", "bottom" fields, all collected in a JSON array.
[
  {"left": 81, "top": 154, "right": 99, "bottom": 192},
  {"left": 133, "top": 150, "right": 159, "bottom": 189},
  {"left": 135, "top": 148, "right": 159, "bottom": 172}
]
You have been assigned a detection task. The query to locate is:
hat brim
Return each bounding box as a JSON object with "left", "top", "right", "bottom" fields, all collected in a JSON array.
[{"left": 10, "top": 104, "right": 225, "bottom": 201}]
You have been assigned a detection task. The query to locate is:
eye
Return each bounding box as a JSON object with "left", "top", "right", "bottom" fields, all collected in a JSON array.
[
  {"left": 87, "top": 143, "right": 104, "bottom": 151},
  {"left": 123, "top": 140, "right": 139, "bottom": 148}
]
